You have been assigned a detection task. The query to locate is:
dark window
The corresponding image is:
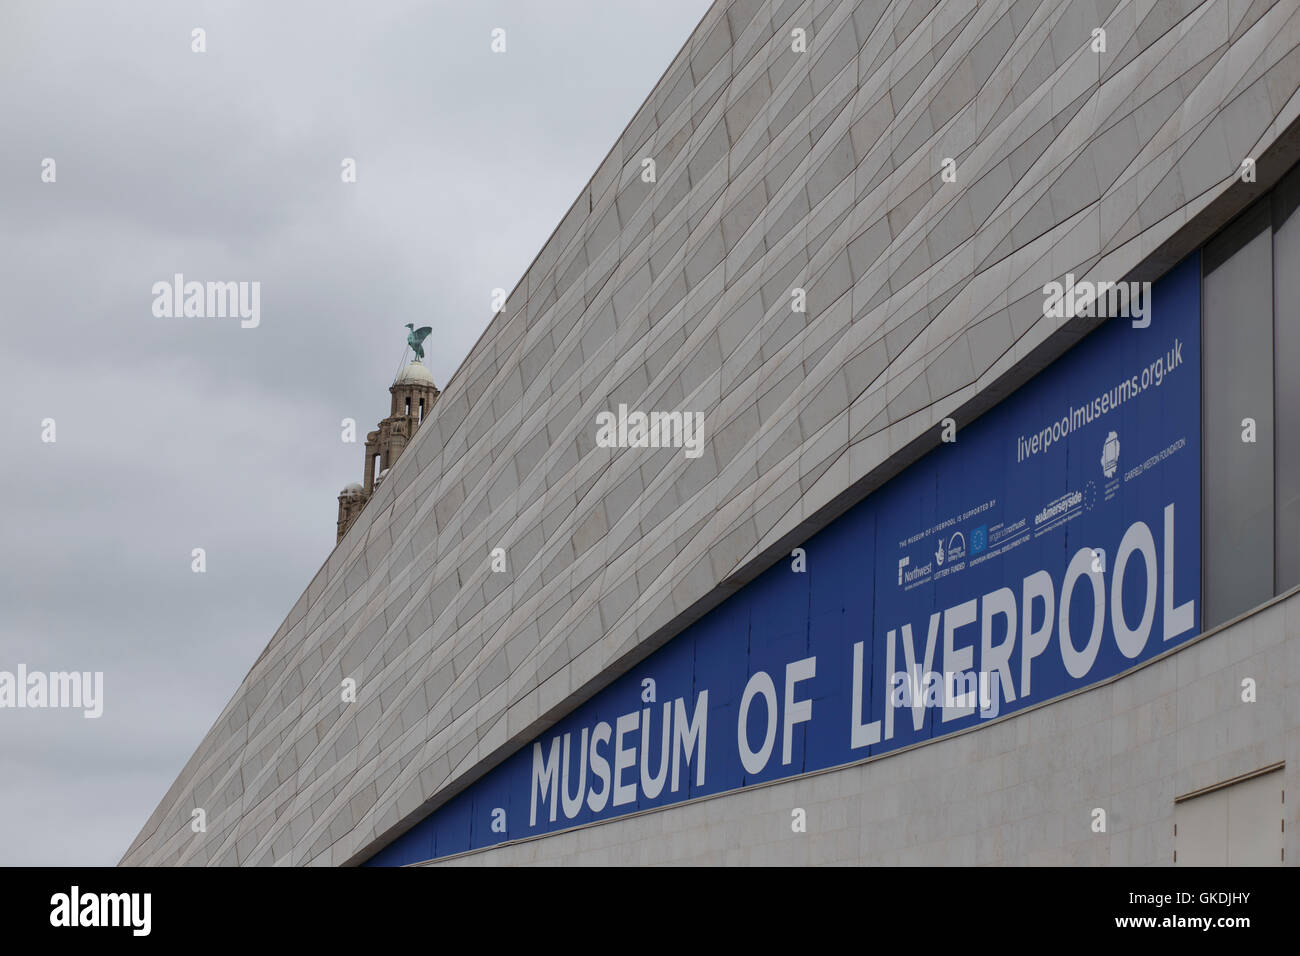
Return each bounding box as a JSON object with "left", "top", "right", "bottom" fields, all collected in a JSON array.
[
  {"left": 1203, "top": 200, "right": 1274, "bottom": 627},
  {"left": 1272, "top": 167, "right": 1300, "bottom": 593}
]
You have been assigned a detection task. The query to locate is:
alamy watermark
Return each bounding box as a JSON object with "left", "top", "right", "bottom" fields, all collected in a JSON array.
[
  {"left": 1043, "top": 273, "right": 1151, "bottom": 328},
  {"left": 50, "top": 886, "right": 150, "bottom": 936},
  {"left": 595, "top": 404, "right": 704, "bottom": 459},
  {"left": 0, "top": 665, "right": 103, "bottom": 718},
  {"left": 151, "top": 274, "right": 260, "bottom": 328},
  {"left": 891, "top": 667, "right": 1004, "bottom": 718}
]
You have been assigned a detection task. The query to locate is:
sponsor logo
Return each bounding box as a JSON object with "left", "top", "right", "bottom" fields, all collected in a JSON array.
[
  {"left": 1102, "top": 430, "right": 1121, "bottom": 478},
  {"left": 1035, "top": 490, "right": 1083, "bottom": 527}
]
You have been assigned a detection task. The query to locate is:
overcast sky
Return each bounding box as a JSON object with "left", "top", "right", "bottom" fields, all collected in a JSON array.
[{"left": 0, "top": 0, "right": 712, "bottom": 867}]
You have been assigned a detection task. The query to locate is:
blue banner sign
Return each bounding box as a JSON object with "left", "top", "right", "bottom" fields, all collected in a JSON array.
[{"left": 367, "top": 252, "right": 1201, "bottom": 865}]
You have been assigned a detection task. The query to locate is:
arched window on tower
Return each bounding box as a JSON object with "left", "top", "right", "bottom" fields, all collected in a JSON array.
[{"left": 418, "top": 397, "right": 425, "bottom": 424}]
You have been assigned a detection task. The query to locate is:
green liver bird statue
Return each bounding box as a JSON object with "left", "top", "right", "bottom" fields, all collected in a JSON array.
[{"left": 405, "top": 323, "right": 433, "bottom": 361}]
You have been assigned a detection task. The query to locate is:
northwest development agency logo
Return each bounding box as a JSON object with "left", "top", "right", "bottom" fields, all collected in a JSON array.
[
  {"left": 1101, "top": 430, "right": 1121, "bottom": 478},
  {"left": 899, "top": 555, "right": 932, "bottom": 586}
]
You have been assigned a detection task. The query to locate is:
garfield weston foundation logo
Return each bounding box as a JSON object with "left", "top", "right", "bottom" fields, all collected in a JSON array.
[{"left": 1101, "top": 430, "right": 1120, "bottom": 478}]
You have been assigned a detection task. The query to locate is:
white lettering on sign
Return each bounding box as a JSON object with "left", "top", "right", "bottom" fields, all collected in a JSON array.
[{"left": 531, "top": 691, "right": 708, "bottom": 826}]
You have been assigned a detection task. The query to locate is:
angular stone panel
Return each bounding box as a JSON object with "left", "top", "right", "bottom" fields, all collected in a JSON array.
[{"left": 124, "top": 0, "right": 1300, "bottom": 866}]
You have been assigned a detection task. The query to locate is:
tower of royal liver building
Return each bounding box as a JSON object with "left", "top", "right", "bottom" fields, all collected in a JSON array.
[{"left": 336, "top": 359, "right": 439, "bottom": 542}]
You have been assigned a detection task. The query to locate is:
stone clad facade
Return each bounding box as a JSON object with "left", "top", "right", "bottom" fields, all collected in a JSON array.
[{"left": 124, "top": 0, "right": 1300, "bottom": 866}]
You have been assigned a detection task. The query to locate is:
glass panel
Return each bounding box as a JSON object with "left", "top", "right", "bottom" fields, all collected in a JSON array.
[
  {"left": 1202, "top": 200, "right": 1274, "bottom": 627},
  {"left": 1272, "top": 167, "right": 1300, "bottom": 593}
]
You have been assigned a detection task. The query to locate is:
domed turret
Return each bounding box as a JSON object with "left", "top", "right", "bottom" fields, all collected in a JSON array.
[
  {"left": 336, "top": 480, "right": 370, "bottom": 542},
  {"left": 394, "top": 361, "right": 436, "bottom": 387},
  {"left": 335, "top": 330, "right": 444, "bottom": 545},
  {"left": 389, "top": 359, "right": 440, "bottom": 424}
]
